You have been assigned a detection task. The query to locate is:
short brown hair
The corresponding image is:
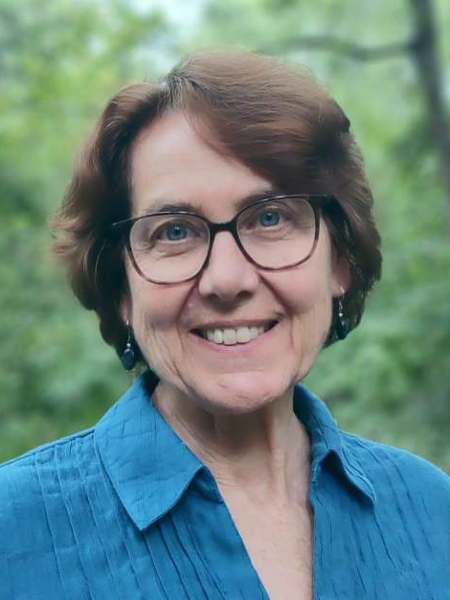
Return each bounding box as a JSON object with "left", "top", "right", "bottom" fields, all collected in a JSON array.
[{"left": 52, "top": 49, "right": 382, "bottom": 363}]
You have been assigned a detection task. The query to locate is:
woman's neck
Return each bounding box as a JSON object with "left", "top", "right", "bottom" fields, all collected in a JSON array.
[{"left": 153, "top": 381, "right": 312, "bottom": 505}]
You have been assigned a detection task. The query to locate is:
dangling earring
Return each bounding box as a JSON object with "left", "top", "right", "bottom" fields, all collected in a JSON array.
[
  {"left": 121, "top": 320, "right": 137, "bottom": 371},
  {"left": 336, "top": 293, "right": 349, "bottom": 341}
]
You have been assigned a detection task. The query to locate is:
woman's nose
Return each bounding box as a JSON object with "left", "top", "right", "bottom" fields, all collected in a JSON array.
[{"left": 197, "top": 231, "right": 259, "bottom": 303}]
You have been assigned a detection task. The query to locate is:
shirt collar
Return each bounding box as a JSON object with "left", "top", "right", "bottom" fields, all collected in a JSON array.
[
  {"left": 294, "top": 385, "right": 376, "bottom": 505},
  {"left": 95, "top": 374, "right": 204, "bottom": 531},
  {"left": 95, "top": 374, "right": 375, "bottom": 531}
]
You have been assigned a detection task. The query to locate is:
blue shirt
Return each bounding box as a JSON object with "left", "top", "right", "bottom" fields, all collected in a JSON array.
[{"left": 0, "top": 373, "right": 449, "bottom": 600}]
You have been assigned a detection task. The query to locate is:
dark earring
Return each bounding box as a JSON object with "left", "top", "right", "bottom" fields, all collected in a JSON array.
[
  {"left": 121, "top": 321, "right": 137, "bottom": 370},
  {"left": 336, "top": 296, "right": 349, "bottom": 340}
]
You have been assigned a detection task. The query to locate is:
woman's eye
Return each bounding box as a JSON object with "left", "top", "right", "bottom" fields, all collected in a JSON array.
[
  {"left": 155, "top": 220, "right": 201, "bottom": 243},
  {"left": 163, "top": 223, "right": 189, "bottom": 241},
  {"left": 258, "top": 210, "right": 282, "bottom": 227}
]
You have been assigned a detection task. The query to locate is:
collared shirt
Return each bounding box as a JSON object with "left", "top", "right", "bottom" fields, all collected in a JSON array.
[{"left": 0, "top": 373, "right": 449, "bottom": 600}]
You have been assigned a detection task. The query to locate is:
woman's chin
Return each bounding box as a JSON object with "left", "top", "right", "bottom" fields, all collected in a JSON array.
[{"left": 187, "top": 372, "right": 295, "bottom": 415}]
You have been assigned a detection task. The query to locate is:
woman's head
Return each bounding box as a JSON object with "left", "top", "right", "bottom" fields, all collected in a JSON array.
[
  {"left": 118, "top": 110, "right": 351, "bottom": 411},
  {"left": 52, "top": 50, "right": 382, "bottom": 384}
]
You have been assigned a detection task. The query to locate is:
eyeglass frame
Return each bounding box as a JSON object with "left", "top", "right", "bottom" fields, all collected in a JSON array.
[{"left": 109, "top": 193, "right": 336, "bottom": 285}]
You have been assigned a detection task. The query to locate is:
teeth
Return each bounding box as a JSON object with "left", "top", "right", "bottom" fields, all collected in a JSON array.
[
  {"left": 237, "top": 327, "right": 251, "bottom": 343},
  {"left": 202, "top": 325, "right": 269, "bottom": 345},
  {"left": 223, "top": 329, "right": 237, "bottom": 345},
  {"left": 250, "top": 326, "right": 260, "bottom": 339}
]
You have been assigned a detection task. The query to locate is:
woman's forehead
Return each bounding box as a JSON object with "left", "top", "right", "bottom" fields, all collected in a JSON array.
[{"left": 130, "top": 111, "right": 274, "bottom": 217}]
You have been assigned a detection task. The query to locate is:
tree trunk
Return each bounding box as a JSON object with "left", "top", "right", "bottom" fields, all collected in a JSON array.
[{"left": 408, "top": 0, "right": 450, "bottom": 216}]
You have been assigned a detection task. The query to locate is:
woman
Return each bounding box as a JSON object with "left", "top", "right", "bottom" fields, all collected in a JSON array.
[{"left": 0, "top": 50, "right": 448, "bottom": 600}]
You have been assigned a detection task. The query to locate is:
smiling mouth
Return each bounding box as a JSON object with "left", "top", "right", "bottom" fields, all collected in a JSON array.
[{"left": 192, "top": 321, "right": 278, "bottom": 346}]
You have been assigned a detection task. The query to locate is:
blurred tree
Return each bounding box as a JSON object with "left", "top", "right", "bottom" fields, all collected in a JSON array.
[
  {"left": 254, "top": 0, "right": 450, "bottom": 222},
  {"left": 408, "top": 0, "right": 450, "bottom": 216},
  {"left": 0, "top": 0, "right": 448, "bottom": 471},
  {"left": 0, "top": 0, "right": 169, "bottom": 460}
]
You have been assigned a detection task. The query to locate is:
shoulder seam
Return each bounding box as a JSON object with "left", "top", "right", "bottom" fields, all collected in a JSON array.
[
  {"left": 342, "top": 431, "right": 450, "bottom": 480},
  {"left": 0, "top": 427, "right": 95, "bottom": 470}
]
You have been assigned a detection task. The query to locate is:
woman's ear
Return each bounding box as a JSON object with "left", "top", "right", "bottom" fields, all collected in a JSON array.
[
  {"left": 119, "top": 295, "right": 131, "bottom": 325},
  {"left": 331, "top": 252, "right": 351, "bottom": 297}
]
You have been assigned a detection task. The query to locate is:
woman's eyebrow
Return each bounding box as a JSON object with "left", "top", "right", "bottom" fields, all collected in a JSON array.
[
  {"left": 234, "top": 187, "right": 282, "bottom": 211},
  {"left": 140, "top": 200, "right": 198, "bottom": 215},
  {"left": 138, "top": 186, "right": 282, "bottom": 217}
]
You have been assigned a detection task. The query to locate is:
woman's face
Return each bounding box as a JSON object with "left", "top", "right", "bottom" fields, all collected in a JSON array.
[{"left": 123, "top": 111, "right": 348, "bottom": 414}]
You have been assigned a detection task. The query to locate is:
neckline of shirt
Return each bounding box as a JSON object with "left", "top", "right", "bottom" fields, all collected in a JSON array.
[{"left": 95, "top": 372, "right": 375, "bottom": 531}]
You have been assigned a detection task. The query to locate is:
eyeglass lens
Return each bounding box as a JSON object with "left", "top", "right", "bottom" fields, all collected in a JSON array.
[{"left": 129, "top": 197, "right": 317, "bottom": 283}]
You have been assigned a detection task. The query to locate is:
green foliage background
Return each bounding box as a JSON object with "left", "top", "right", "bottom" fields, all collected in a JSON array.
[{"left": 1, "top": 0, "right": 449, "bottom": 470}]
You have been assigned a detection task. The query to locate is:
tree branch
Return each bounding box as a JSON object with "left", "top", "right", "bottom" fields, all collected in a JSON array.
[
  {"left": 276, "top": 34, "right": 415, "bottom": 62},
  {"left": 262, "top": 2, "right": 450, "bottom": 223}
]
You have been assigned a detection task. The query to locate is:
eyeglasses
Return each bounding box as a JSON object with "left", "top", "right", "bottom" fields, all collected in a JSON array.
[{"left": 110, "top": 194, "right": 335, "bottom": 284}]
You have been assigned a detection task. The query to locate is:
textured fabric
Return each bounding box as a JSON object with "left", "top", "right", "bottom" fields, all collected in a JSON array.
[{"left": 0, "top": 374, "right": 449, "bottom": 600}]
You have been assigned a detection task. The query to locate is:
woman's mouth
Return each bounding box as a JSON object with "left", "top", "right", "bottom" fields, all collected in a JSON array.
[{"left": 192, "top": 321, "right": 278, "bottom": 346}]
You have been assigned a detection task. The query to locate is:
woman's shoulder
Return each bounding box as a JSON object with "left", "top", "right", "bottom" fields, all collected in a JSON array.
[
  {"left": 0, "top": 427, "right": 97, "bottom": 524},
  {"left": 0, "top": 425, "right": 96, "bottom": 467},
  {"left": 0, "top": 427, "right": 121, "bottom": 598},
  {"left": 342, "top": 430, "right": 450, "bottom": 504}
]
